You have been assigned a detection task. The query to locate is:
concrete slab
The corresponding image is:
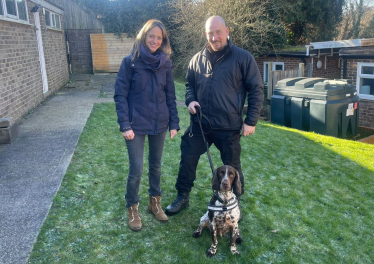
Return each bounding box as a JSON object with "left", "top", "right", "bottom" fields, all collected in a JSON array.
[{"left": 0, "top": 74, "right": 115, "bottom": 264}]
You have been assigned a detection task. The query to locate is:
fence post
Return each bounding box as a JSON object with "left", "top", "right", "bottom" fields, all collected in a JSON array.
[
  {"left": 267, "top": 70, "right": 274, "bottom": 121},
  {"left": 299, "top": 63, "right": 304, "bottom": 77},
  {"left": 267, "top": 62, "right": 273, "bottom": 92},
  {"left": 308, "top": 63, "right": 313, "bottom": 77}
]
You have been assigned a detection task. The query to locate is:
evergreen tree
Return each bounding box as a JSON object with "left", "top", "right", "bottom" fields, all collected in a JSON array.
[
  {"left": 74, "top": 0, "right": 171, "bottom": 36},
  {"left": 361, "top": 16, "right": 374, "bottom": 37},
  {"left": 278, "top": 0, "right": 345, "bottom": 44}
]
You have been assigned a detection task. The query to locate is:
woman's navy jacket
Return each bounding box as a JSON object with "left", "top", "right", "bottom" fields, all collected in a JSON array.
[{"left": 114, "top": 54, "right": 180, "bottom": 135}]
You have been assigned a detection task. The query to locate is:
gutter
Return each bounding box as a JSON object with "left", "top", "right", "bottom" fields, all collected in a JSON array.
[{"left": 339, "top": 54, "right": 374, "bottom": 59}]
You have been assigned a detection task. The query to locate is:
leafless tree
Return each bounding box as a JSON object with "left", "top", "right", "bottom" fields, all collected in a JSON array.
[
  {"left": 167, "top": 0, "right": 286, "bottom": 76},
  {"left": 337, "top": 0, "right": 374, "bottom": 39}
]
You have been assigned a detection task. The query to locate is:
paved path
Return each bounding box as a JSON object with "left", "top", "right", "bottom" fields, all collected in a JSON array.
[{"left": 0, "top": 74, "right": 116, "bottom": 264}]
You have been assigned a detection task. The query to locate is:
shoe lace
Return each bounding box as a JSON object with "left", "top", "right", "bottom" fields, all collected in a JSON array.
[
  {"left": 130, "top": 205, "right": 141, "bottom": 222},
  {"left": 152, "top": 197, "right": 163, "bottom": 214}
]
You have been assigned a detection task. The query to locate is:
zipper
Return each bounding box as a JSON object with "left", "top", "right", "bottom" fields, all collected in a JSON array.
[
  {"left": 211, "top": 53, "right": 227, "bottom": 78},
  {"left": 203, "top": 47, "right": 230, "bottom": 121}
]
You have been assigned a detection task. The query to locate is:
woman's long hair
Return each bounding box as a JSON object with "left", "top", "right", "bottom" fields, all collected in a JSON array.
[{"left": 131, "top": 19, "right": 172, "bottom": 60}]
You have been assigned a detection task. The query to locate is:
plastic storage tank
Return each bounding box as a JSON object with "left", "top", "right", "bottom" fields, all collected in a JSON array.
[{"left": 271, "top": 77, "right": 359, "bottom": 138}]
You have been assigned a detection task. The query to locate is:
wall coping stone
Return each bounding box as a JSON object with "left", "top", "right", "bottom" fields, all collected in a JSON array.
[
  {"left": 0, "top": 118, "right": 13, "bottom": 128},
  {"left": 0, "top": 122, "right": 19, "bottom": 144}
]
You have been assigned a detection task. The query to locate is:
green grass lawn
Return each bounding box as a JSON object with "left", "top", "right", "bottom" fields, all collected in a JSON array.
[
  {"left": 174, "top": 80, "right": 185, "bottom": 102},
  {"left": 29, "top": 102, "right": 374, "bottom": 263}
]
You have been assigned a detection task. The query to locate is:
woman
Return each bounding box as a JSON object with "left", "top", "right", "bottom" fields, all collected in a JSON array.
[{"left": 114, "top": 19, "right": 179, "bottom": 231}]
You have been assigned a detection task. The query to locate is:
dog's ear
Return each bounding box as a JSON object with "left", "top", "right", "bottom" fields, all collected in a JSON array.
[
  {"left": 211, "top": 168, "right": 220, "bottom": 191},
  {"left": 234, "top": 169, "right": 242, "bottom": 196}
]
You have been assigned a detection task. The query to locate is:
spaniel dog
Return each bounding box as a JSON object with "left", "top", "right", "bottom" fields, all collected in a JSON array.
[{"left": 192, "top": 165, "right": 243, "bottom": 257}]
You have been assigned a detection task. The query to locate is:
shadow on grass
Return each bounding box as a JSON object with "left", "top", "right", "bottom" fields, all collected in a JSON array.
[{"left": 29, "top": 103, "right": 374, "bottom": 264}]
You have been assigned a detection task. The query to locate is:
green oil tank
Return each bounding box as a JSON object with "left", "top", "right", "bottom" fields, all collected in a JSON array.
[{"left": 271, "top": 77, "right": 359, "bottom": 138}]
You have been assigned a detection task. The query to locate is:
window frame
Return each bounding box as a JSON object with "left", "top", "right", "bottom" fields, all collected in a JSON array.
[
  {"left": 45, "top": 9, "right": 61, "bottom": 30},
  {"left": 356, "top": 62, "right": 374, "bottom": 100},
  {"left": 263, "top": 62, "right": 285, "bottom": 84},
  {"left": 0, "top": 0, "right": 29, "bottom": 22},
  {"left": 0, "top": 1, "right": 3, "bottom": 16}
]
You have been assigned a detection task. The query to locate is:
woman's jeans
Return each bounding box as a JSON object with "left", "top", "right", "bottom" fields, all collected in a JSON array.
[{"left": 125, "top": 131, "right": 167, "bottom": 208}]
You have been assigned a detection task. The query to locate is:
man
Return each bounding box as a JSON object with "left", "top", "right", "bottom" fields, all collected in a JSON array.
[{"left": 165, "top": 16, "right": 263, "bottom": 215}]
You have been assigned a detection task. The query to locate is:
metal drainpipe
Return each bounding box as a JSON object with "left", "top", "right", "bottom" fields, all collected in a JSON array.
[{"left": 342, "top": 58, "right": 347, "bottom": 79}]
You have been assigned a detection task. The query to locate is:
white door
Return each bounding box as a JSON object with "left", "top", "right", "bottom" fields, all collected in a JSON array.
[{"left": 33, "top": 11, "right": 48, "bottom": 93}]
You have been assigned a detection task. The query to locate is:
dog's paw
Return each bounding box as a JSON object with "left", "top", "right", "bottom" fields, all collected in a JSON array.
[
  {"left": 192, "top": 231, "right": 202, "bottom": 238},
  {"left": 206, "top": 249, "right": 216, "bottom": 258},
  {"left": 233, "top": 251, "right": 241, "bottom": 256},
  {"left": 236, "top": 236, "right": 243, "bottom": 244},
  {"left": 230, "top": 248, "right": 241, "bottom": 256}
]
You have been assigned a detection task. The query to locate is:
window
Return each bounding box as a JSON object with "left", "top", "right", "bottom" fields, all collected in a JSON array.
[
  {"left": 45, "top": 9, "right": 50, "bottom": 25},
  {"left": 263, "top": 62, "right": 285, "bottom": 85},
  {"left": 356, "top": 62, "right": 374, "bottom": 100},
  {"left": 275, "top": 64, "right": 284, "bottom": 71},
  {"left": 0, "top": 0, "right": 28, "bottom": 21},
  {"left": 6, "top": 0, "right": 17, "bottom": 17},
  {"left": 45, "top": 9, "right": 61, "bottom": 29},
  {"left": 55, "top": 13, "right": 60, "bottom": 28},
  {"left": 16, "top": 0, "right": 26, "bottom": 20}
]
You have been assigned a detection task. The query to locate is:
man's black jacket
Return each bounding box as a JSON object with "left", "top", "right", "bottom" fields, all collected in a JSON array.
[{"left": 185, "top": 39, "right": 264, "bottom": 130}]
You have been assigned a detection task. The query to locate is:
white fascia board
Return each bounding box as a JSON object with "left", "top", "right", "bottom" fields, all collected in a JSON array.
[
  {"left": 310, "top": 39, "right": 364, "bottom": 49},
  {"left": 30, "top": 0, "right": 63, "bottom": 15}
]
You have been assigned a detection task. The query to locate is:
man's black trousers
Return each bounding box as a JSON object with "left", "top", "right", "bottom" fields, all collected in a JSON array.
[{"left": 175, "top": 121, "right": 244, "bottom": 195}]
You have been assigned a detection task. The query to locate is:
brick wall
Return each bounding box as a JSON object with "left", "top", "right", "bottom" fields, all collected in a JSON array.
[
  {"left": 66, "top": 29, "right": 102, "bottom": 74},
  {"left": 0, "top": 3, "right": 43, "bottom": 124},
  {"left": 342, "top": 58, "right": 374, "bottom": 85},
  {"left": 255, "top": 55, "right": 341, "bottom": 81},
  {"left": 39, "top": 8, "right": 69, "bottom": 93},
  {"left": 359, "top": 100, "right": 374, "bottom": 128},
  {"left": 0, "top": 2, "right": 69, "bottom": 125},
  {"left": 343, "top": 58, "right": 374, "bottom": 128},
  {"left": 255, "top": 56, "right": 306, "bottom": 81},
  {"left": 305, "top": 55, "right": 341, "bottom": 79}
]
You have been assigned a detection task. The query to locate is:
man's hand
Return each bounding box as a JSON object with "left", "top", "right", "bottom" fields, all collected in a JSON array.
[
  {"left": 122, "top": 130, "right": 135, "bottom": 140},
  {"left": 170, "top": 129, "right": 178, "bottom": 138},
  {"left": 241, "top": 123, "right": 255, "bottom": 137},
  {"left": 188, "top": 101, "right": 201, "bottom": 114}
]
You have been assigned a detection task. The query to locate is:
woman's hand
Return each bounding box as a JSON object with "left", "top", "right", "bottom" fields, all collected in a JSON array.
[
  {"left": 170, "top": 129, "right": 178, "bottom": 139},
  {"left": 122, "top": 130, "right": 135, "bottom": 140}
]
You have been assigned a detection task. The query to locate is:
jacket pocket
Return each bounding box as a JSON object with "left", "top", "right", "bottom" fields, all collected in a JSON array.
[{"left": 158, "top": 102, "right": 169, "bottom": 126}]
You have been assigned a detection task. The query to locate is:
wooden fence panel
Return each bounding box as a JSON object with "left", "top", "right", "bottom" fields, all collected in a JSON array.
[
  {"left": 90, "top": 34, "right": 135, "bottom": 73},
  {"left": 267, "top": 64, "right": 304, "bottom": 120},
  {"left": 267, "top": 69, "right": 298, "bottom": 99}
]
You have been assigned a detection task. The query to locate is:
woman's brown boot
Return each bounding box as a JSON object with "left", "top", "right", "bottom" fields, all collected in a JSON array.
[
  {"left": 147, "top": 196, "right": 169, "bottom": 222},
  {"left": 127, "top": 204, "right": 142, "bottom": 231}
]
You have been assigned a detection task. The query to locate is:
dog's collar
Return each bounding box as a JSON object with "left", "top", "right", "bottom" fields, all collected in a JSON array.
[{"left": 208, "top": 191, "right": 238, "bottom": 212}]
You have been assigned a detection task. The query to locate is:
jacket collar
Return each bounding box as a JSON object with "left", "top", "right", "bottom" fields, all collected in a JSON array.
[
  {"left": 202, "top": 38, "right": 233, "bottom": 58},
  {"left": 131, "top": 57, "right": 171, "bottom": 70}
]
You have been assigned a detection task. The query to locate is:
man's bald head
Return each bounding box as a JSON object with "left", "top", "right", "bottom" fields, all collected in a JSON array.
[
  {"left": 205, "top": 16, "right": 229, "bottom": 51},
  {"left": 205, "top": 16, "right": 226, "bottom": 31}
]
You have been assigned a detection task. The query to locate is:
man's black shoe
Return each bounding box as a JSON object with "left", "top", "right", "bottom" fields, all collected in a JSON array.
[{"left": 165, "top": 192, "right": 190, "bottom": 215}]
